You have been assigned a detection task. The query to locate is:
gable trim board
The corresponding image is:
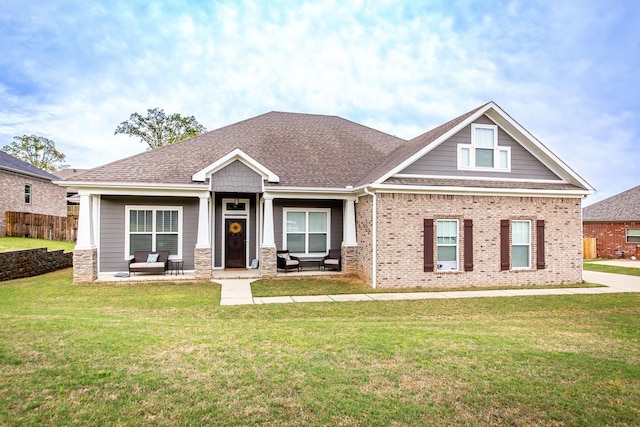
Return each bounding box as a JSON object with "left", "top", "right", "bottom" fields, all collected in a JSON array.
[{"left": 65, "top": 102, "right": 593, "bottom": 286}]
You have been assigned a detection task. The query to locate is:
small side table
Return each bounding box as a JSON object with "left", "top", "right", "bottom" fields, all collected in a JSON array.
[{"left": 169, "top": 259, "right": 184, "bottom": 276}]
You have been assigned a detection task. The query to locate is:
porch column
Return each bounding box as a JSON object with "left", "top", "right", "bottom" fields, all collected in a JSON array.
[
  {"left": 262, "top": 194, "right": 275, "bottom": 247},
  {"left": 341, "top": 197, "right": 358, "bottom": 275},
  {"left": 194, "top": 193, "right": 212, "bottom": 279},
  {"left": 73, "top": 192, "right": 97, "bottom": 283},
  {"left": 343, "top": 197, "right": 357, "bottom": 246},
  {"left": 196, "top": 194, "right": 210, "bottom": 248},
  {"left": 260, "top": 193, "right": 277, "bottom": 277},
  {"left": 76, "top": 193, "right": 94, "bottom": 250}
]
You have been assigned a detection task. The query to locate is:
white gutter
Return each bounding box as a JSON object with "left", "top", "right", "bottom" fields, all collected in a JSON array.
[{"left": 363, "top": 187, "right": 377, "bottom": 289}]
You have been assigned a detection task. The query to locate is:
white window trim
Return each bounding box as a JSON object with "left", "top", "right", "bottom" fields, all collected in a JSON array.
[
  {"left": 512, "top": 220, "right": 531, "bottom": 270},
  {"left": 24, "top": 184, "right": 31, "bottom": 204},
  {"left": 458, "top": 123, "right": 511, "bottom": 172},
  {"left": 124, "top": 205, "right": 183, "bottom": 260},
  {"left": 626, "top": 228, "right": 640, "bottom": 243},
  {"left": 436, "top": 219, "right": 459, "bottom": 271},
  {"left": 282, "top": 208, "right": 331, "bottom": 256}
]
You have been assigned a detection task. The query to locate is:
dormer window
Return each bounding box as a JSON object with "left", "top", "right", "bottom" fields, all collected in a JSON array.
[{"left": 458, "top": 124, "right": 510, "bottom": 171}]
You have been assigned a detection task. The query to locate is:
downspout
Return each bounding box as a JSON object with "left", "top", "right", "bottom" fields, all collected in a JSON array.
[{"left": 363, "top": 187, "right": 377, "bottom": 288}]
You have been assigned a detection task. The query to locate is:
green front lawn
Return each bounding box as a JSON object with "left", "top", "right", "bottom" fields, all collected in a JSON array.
[
  {"left": 0, "top": 236, "right": 75, "bottom": 253},
  {"left": 1, "top": 269, "right": 639, "bottom": 425},
  {"left": 251, "top": 276, "right": 601, "bottom": 297},
  {"left": 584, "top": 261, "right": 640, "bottom": 277}
]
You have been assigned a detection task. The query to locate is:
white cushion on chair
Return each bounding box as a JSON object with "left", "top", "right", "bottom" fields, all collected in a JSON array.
[
  {"left": 285, "top": 259, "right": 299, "bottom": 266},
  {"left": 324, "top": 259, "right": 339, "bottom": 265}
]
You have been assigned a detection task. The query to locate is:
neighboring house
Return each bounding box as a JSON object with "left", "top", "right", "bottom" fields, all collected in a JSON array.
[
  {"left": 55, "top": 168, "right": 87, "bottom": 216},
  {"left": 60, "top": 102, "right": 594, "bottom": 287},
  {"left": 582, "top": 185, "right": 640, "bottom": 259},
  {"left": 0, "top": 151, "right": 68, "bottom": 236}
]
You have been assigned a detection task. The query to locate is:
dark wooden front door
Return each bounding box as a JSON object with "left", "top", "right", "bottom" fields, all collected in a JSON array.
[{"left": 225, "top": 219, "right": 246, "bottom": 268}]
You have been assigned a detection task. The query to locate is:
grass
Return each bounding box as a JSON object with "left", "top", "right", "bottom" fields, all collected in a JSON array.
[
  {"left": 1, "top": 269, "right": 639, "bottom": 425},
  {"left": 251, "top": 275, "right": 602, "bottom": 297},
  {"left": 584, "top": 261, "right": 640, "bottom": 277},
  {"left": 0, "top": 236, "right": 75, "bottom": 253}
]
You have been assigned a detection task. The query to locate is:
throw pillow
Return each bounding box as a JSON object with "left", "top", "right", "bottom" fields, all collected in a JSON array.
[{"left": 147, "top": 253, "right": 159, "bottom": 263}]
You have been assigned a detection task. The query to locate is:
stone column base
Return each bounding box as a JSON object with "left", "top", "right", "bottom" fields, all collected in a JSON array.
[
  {"left": 194, "top": 247, "right": 212, "bottom": 280},
  {"left": 260, "top": 246, "right": 277, "bottom": 278},
  {"left": 73, "top": 248, "right": 97, "bottom": 284},
  {"left": 341, "top": 244, "right": 358, "bottom": 275}
]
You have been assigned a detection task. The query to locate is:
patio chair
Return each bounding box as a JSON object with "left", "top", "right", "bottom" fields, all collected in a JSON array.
[
  {"left": 277, "top": 250, "right": 301, "bottom": 272},
  {"left": 321, "top": 249, "right": 341, "bottom": 271}
]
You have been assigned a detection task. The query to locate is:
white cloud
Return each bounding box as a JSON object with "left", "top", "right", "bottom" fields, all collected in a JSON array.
[{"left": 0, "top": 0, "right": 638, "bottom": 203}]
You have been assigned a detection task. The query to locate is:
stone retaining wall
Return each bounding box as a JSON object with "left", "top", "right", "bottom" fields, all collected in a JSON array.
[{"left": 0, "top": 248, "right": 73, "bottom": 281}]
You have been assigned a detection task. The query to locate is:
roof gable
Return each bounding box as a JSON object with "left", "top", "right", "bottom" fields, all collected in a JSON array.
[
  {"left": 583, "top": 185, "right": 640, "bottom": 221},
  {"left": 371, "top": 102, "right": 593, "bottom": 192},
  {"left": 192, "top": 148, "right": 279, "bottom": 183},
  {"left": 397, "top": 114, "right": 561, "bottom": 181},
  {"left": 0, "top": 150, "right": 59, "bottom": 180}
]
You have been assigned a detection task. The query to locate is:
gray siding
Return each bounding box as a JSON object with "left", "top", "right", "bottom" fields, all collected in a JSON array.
[
  {"left": 274, "top": 199, "right": 343, "bottom": 253},
  {"left": 400, "top": 115, "right": 561, "bottom": 180},
  {"left": 210, "top": 160, "right": 263, "bottom": 193},
  {"left": 99, "top": 196, "right": 198, "bottom": 272}
]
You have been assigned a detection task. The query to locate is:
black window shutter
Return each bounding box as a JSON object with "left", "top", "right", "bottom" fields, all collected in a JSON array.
[
  {"left": 424, "top": 219, "right": 434, "bottom": 272},
  {"left": 500, "top": 220, "right": 510, "bottom": 270},
  {"left": 464, "top": 219, "right": 473, "bottom": 271},
  {"left": 537, "top": 220, "right": 546, "bottom": 269}
]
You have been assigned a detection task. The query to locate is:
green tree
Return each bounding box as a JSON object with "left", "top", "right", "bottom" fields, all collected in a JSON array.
[
  {"left": 114, "top": 108, "right": 207, "bottom": 149},
  {"left": 1, "top": 135, "right": 69, "bottom": 173}
]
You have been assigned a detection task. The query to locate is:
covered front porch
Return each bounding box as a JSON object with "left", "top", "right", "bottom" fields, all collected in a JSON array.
[{"left": 203, "top": 190, "right": 359, "bottom": 278}]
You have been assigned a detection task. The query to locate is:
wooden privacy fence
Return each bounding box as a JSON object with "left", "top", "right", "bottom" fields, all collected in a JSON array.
[
  {"left": 5, "top": 211, "right": 78, "bottom": 242},
  {"left": 583, "top": 237, "right": 597, "bottom": 259}
]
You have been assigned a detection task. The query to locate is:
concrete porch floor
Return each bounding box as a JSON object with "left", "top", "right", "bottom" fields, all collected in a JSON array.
[
  {"left": 96, "top": 268, "right": 344, "bottom": 282},
  {"left": 97, "top": 271, "right": 198, "bottom": 282}
]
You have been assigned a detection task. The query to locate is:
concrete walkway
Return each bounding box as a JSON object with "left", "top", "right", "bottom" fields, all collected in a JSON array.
[{"left": 218, "top": 271, "right": 640, "bottom": 306}]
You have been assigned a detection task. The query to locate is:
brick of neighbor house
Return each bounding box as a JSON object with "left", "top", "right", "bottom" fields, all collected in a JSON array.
[
  {"left": 73, "top": 248, "right": 98, "bottom": 283},
  {"left": 260, "top": 246, "right": 277, "bottom": 278},
  {"left": 0, "top": 153, "right": 67, "bottom": 236},
  {"left": 583, "top": 222, "right": 640, "bottom": 259},
  {"left": 194, "top": 247, "right": 212, "bottom": 279},
  {"left": 372, "top": 193, "right": 583, "bottom": 289}
]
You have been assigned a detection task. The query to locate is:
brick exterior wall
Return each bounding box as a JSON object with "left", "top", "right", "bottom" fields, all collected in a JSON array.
[
  {"left": 583, "top": 222, "right": 640, "bottom": 259},
  {"left": 355, "top": 195, "right": 374, "bottom": 284},
  {"left": 0, "top": 248, "right": 72, "bottom": 281},
  {"left": 0, "top": 170, "right": 67, "bottom": 236},
  {"left": 357, "top": 193, "right": 583, "bottom": 288}
]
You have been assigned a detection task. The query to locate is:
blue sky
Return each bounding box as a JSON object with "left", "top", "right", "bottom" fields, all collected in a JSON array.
[{"left": 1, "top": 0, "right": 638, "bottom": 205}]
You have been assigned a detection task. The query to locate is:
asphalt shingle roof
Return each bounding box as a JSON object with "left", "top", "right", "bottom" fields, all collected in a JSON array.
[
  {"left": 583, "top": 185, "right": 640, "bottom": 221},
  {"left": 68, "top": 112, "right": 407, "bottom": 188},
  {"left": 0, "top": 150, "right": 59, "bottom": 180},
  {"left": 62, "top": 104, "right": 591, "bottom": 194}
]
